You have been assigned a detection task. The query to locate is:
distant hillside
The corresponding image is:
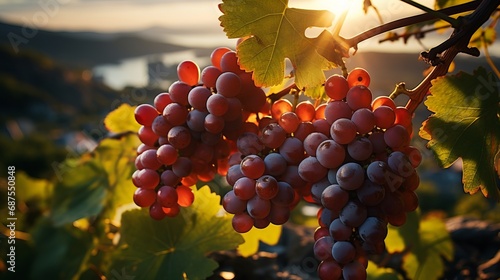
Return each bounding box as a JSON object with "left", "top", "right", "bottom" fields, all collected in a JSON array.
[
  {"left": 0, "top": 21, "right": 209, "bottom": 68},
  {"left": 0, "top": 45, "right": 124, "bottom": 130}
]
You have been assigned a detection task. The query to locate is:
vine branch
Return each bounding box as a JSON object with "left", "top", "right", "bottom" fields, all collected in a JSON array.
[{"left": 344, "top": 0, "right": 483, "bottom": 49}]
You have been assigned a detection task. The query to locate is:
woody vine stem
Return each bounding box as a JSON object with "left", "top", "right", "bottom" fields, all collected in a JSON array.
[{"left": 270, "top": 0, "right": 500, "bottom": 114}]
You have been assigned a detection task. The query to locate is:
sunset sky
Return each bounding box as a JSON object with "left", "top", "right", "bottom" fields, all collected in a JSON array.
[
  {"left": 2, "top": 0, "right": 496, "bottom": 56},
  {"left": 0, "top": 0, "right": 441, "bottom": 49}
]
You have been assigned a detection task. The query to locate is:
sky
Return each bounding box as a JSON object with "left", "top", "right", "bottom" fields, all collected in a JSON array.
[{"left": 0, "top": 0, "right": 444, "bottom": 50}]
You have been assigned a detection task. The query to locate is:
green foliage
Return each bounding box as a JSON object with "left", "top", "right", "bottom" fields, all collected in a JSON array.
[
  {"left": 420, "top": 67, "right": 500, "bottom": 201},
  {"left": 50, "top": 134, "right": 139, "bottom": 225},
  {"left": 367, "top": 261, "right": 403, "bottom": 280},
  {"left": 386, "top": 211, "right": 454, "bottom": 280},
  {"left": 219, "top": 0, "right": 339, "bottom": 90},
  {"left": 110, "top": 186, "right": 244, "bottom": 280},
  {"left": 237, "top": 224, "right": 282, "bottom": 257}
]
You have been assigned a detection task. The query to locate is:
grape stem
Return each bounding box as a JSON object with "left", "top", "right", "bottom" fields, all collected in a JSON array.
[{"left": 403, "top": 0, "right": 500, "bottom": 113}]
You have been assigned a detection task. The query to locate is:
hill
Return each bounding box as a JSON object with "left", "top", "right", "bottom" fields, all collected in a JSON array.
[{"left": 0, "top": 21, "right": 208, "bottom": 68}]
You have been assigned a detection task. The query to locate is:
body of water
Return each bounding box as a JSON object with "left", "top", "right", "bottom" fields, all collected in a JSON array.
[{"left": 92, "top": 50, "right": 211, "bottom": 90}]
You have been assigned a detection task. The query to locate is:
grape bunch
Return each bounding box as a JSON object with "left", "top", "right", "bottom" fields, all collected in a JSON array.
[
  {"left": 308, "top": 69, "right": 422, "bottom": 279},
  {"left": 131, "top": 46, "right": 422, "bottom": 279},
  {"left": 132, "top": 47, "right": 268, "bottom": 220}
]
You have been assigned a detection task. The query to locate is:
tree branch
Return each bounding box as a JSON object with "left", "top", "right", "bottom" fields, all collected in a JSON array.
[{"left": 345, "top": 0, "right": 482, "bottom": 49}]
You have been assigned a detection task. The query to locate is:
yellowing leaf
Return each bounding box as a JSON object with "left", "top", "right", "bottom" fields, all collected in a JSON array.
[
  {"left": 469, "top": 27, "right": 497, "bottom": 49},
  {"left": 219, "top": 0, "right": 337, "bottom": 89},
  {"left": 402, "top": 216, "right": 453, "bottom": 280},
  {"left": 367, "top": 261, "right": 404, "bottom": 280},
  {"left": 237, "top": 224, "right": 282, "bottom": 257},
  {"left": 419, "top": 67, "right": 500, "bottom": 201},
  {"left": 385, "top": 211, "right": 420, "bottom": 254},
  {"left": 104, "top": 103, "right": 141, "bottom": 134}
]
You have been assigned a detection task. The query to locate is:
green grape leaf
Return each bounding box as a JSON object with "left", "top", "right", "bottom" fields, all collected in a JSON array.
[
  {"left": 219, "top": 0, "right": 337, "bottom": 89},
  {"left": 111, "top": 186, "right": 244, "bottom": 280},
  {"left": 104, "top": 103, "right": 141, "bottom": 134},
  {"left": 237, "top": 224, "right": 282, "bottom": 257},
  {"left": 51, "top": 133, "right": 140, "bottom": 225},
  {"left": 367, "top": 261, "right": 404, "bottom": 280},
  {"left": 29, "top": 218, "right": 93, "bottom": 279},
  {"left": 402, "top": 216, "right": 453, "bottom": 280},
  {"left": 419, "top": 67, "right": 500, "bottom": 201},
  {"left": 469, "top": 26, "right": 497, "bottom": 49}
]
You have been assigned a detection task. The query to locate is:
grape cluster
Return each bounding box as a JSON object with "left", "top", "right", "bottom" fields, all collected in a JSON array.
[
  {"left": 132, "top": 47, "right": 422, "bottom": 279},
  {"left": 309, "top": 69, "right": 421, "bottom": 279},
  {"left": 132, "top": 47, "right": 268, "bottom": 220}
]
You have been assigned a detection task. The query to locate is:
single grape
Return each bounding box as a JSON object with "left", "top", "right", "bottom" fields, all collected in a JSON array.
[
  {"left": 373, "top": 105, "right": 396, "bottom": 129},
  {"left": 223, "top": 190, "right": 247, "bottom": 214},
  {"left": 371, "top": 95, "right": 396, "bottom": 111},
  {"left": 264, "top": 153, "right": 288, "bottom": 177},
  {"left": 237, "top": 132, "right": 264, "bottom": 156},
  {"left": 336, "top": 162, "right": 365, "bottom": 191},
  {"left": 329, "top": 218, "right": 353, "bottom": 241},
  {"left": 232, "top": 212, "right": 254, "bottom": 233},
  {"left": 342, "top": 261, "right": 367, "bottom": 280},
  {"left": 330, "top": 118, "right": 357, "bottom": 145},
  {"left": 163, "top": 102, "right": 188, "bottom": 126},
  {"left": 387, "top": 151, "right": 415, "bottom": 178},
  {"left": 188, "top": 86, "right": 211, "bottom": 111},
  {"left": 247, "top": 195, "right": 271, "bottom": 219},
  {"left": 156, "top": 144, "right": 178, "bottom": 166},
  {"left": 268, "top": 203, "right": 290, "bottom": 225},
  {"left": 233, "top": 177, "right": 256, "bottom": 200},
  {"left": 346, "top": 85, "right": 372, "bottom": 111},
  {"left": 149, "top": 202, "right": 167, "bottom": 220},
  {"left": 384, "top": 125, "right": 410, "bottom": 149},
  {"left": 177, "top": 60, "right": 199, "bottom": 86},
  {"left": 201, "top": 65, "right": 222, "bottom": 88},
  {"left": 351, "top": 108, "right": 375, "bottom": 134},
  {"left": 216, "top": 72, "right": 242, "bottom": 97},
  {"left": 135, "top": 104, "right": 159, "bottom": 126},
  {"left": 331, "top": 241, "right": 356, "bottom": 264},
  {"left": 255, "top": 175, "right": 279, "bottom": 200},
  {"left": 260, "top": 122, "right": 287, "bottom": 149},
  {"left": 321, "top": 184, "right": 349, "bottom": 212},
  {"left": 279, "top": 137, "right": 305, "bottom": 165},
  {"left": 298, "top": 156, "right": 328, "bottom": 183},
  {"left": 154, "top": 92, "right": 173, "bottom": 112},
  {"left": 356, "top": 179, "right": 385, "bottom": 206},
  {"left": 324, "top": 100, "right": 352, "bottom": 124},
  {"left": 358, "top": 216, "right": 388, "bottom": 244},
  {"left": 172, "top": 157, "right": 192, "bottom": 178},
  {"left": 167, "top": 126, "right": 191, "bottom": 150},
  {"left": 140, "top": 149, "right": 162, "bottom": 170},
  {"left": 295, "top": 101, "right": 316, "bottom": 122},
  {"left": 240, "top": 155, "right": 266, "bottom": 179},
  {"left": 339, "top": 199, "right": 367, "bottom": 227},
  {"left": 271, "top": 181, "right": 295, "bottom": 206},
  {"left": 168, "top": 81, "right": 191, "bottom": 106},
  {"left": 204, "top": 113, "right": 225, "bottom": 134},
  {"left": 303, "top": 132, "right": 329, "bottom": 156},
  {"left": 206, "top": 94, "right": 229, "bottom": 117},
  {"left": 152, "top": 115, "right": 172, "bottom": 136},
  {"left": 314, "top": 236, "right": 334, "bottom": 261},
  {"left": 133, "top": 188, "right": 156, "bottom": 207},
  {"left": 210, "top": 47, "right": 232, "bottom": 70},
  {"left": 138, "top": 126, "right": 159, "bottom": 147},
  {"left": 279, "top": 111, "right": 301, "bottom": 133},
  {"left": 317, "top": 259, "right": 342, "bottom": 280},
  {"left": 325, "top": 74, "right": 349, "bottom": 100},
  {"left": 271, "top": 99, "right": 293, "bottom": 120},
  {"left": 186, "top": 109, "right": 208, "bottom": 132},
  {"left": 157, "top": 185, "right": 178, "bottom": 208},
  {"left": 316, "top": 140, "right": 345, "bottom": 169},
  {"left": 347, "top": 67, "right": 371, "bottom": 87},
  {"left": 347, "top": 137, "right": 373, "bottom": 161}
]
